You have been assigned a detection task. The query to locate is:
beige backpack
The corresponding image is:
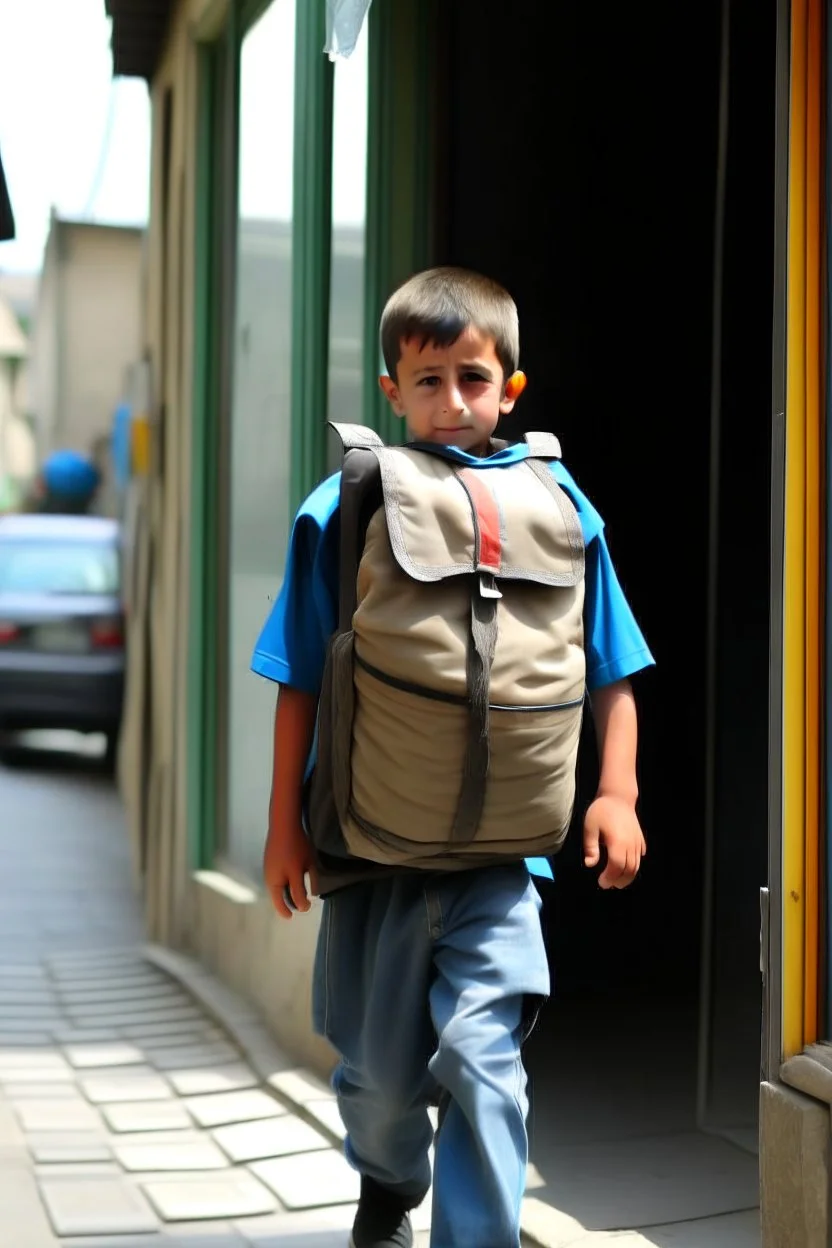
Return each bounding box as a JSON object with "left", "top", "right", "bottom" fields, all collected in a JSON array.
[{"left": 307, "top": 423, "right": 586, "bottom": 872}]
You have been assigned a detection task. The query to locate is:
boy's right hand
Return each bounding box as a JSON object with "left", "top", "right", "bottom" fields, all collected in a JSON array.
[{"left": 263, "top": 822, "right": 318, "bottom": 919}]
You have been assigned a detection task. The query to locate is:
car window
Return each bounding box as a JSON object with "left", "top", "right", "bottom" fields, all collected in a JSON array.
[{"left": 0, "top": 539, "right": 120, "bottom": 595}]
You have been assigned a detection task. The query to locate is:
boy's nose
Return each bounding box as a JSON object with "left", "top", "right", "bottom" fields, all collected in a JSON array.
[{"left": 446, "top": 385, "right": 466, "bottom": 415}]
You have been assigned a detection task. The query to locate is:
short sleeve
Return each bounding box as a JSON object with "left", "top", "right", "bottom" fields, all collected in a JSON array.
[
  {"left": 551, "top": 461, "right": 654, "bottom": 690},
  {"left": 583, "top": 532, "right": 654, "bottom": 690},
  {"left": 250, "top": 476, "right": 340, "bottom": 694}
]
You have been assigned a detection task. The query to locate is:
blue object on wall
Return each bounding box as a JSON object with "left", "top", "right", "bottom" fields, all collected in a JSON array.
[{"left": 41, "top": 450, "right": 100, "bottom": 500}]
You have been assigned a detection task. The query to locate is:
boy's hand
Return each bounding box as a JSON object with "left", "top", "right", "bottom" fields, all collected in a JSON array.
[
  {"left": 264, "top": 823, "right": 318, "bottom": 919},
  {"left": 583, "top": 795, "right": 646, "bottom": 890}
]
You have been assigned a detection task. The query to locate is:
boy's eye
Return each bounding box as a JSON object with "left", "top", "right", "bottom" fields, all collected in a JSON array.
[
  {"left": 462, "top": 372, "right": 488, "bottom": 384},
  {"left": 418, "top": 376, "right": 440, "bottom": 387}
]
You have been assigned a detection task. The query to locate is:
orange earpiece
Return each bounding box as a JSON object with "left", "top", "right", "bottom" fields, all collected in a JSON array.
[{"left": 505, "top": 371, "right": 527, "bottom": 401}]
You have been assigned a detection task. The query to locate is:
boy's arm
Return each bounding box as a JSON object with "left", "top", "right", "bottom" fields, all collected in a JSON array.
[
  {"left": 583, "top": 678, "right": 646, "bottom": 889},
  {"left": 263, "top": 686, "right": 318, "bottom": 918},
  {"left": 251, "top": 479, "right": 340, "bottom": 920}
]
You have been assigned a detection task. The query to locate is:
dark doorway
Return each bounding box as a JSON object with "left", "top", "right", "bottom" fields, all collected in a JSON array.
[{"left": 437, "top": 0, "right": 774, "bottom": 1228}]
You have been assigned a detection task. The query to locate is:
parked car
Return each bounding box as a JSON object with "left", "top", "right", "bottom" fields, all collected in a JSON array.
[{"left": 0, "top": 513, "right": 125, "bottom": 763}]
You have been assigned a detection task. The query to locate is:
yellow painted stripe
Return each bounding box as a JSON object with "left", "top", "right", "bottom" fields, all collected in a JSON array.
[
  {"left": 802, "top": 0, "right": 822, "bottom": 1044},
  {"left": 783, "top": 0, "right": 808, "bottom": 1060}
]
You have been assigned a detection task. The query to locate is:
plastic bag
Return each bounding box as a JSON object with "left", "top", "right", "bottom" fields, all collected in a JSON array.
[{"left": 323, "top": 0, "right": 373, "bottom": 59}]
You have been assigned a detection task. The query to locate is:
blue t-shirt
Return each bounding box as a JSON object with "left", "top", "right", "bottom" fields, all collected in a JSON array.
[{"left": 251, "top": 441, "right": 654, "bottom": 880}]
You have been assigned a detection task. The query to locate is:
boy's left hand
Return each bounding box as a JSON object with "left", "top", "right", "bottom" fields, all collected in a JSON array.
[{"left": 583, "top": 795, "right": 646, "bottom": 890}]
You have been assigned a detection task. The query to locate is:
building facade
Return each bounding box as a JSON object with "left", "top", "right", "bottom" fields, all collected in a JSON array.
[
  {"left": 106, "top": 0, "right": 832, "bottom": 1241},
  {"left": 0, "top": 294, "right": 34, "bottom": 510},
  {"left": 29, "top": 214, "right": 144, "bottom": 490}
]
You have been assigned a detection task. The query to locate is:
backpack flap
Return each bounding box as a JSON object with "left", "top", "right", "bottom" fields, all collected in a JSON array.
[{"left": 374, "top": 446, "right": 584, "bottom": 587}]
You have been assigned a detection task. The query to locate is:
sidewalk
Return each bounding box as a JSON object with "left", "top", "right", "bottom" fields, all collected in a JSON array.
[
  {"left": 0, "top": 743, "right": 759, "bottom": 1247},
  {"left": 0, "top": 745, "right": 369, "bottom": 1246}
]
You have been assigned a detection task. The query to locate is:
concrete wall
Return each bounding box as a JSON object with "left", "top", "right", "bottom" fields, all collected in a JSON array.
[
  {"left": 61, "top": 222, "right": 143, "bottom": 453},
  {"left": 119, "top": 0, "right": 220, "bottom": 960},
  {"left": 760, "top": 1079, "right": 831, "bottom": 1247},
  {"left": 116, "top": 0, "right": 337, "bottom": 1080},
  {"left": 0, "top": 295, "right": 35, "bottom": 505},
  {"left": 30, "top": 217, "right": 143, "bottom": 459},
  {"left": 189, "top": 874, "right": 334, "bottom": 1077},
  {"left": 29, "top": 226, "right": 59, "bottom": 457}
]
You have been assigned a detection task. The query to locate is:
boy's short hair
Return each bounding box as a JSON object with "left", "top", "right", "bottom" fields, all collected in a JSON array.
[{"left": 380, "top": 266, "right": 520, "bottom": 384}]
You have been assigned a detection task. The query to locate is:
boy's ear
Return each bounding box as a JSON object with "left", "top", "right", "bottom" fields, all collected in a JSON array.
[
  {"left": 500, "top": 370, "right": 527, "bottom": 414},
  {"left": 379, "top": 374, "right": 406, "bottom": 417}
]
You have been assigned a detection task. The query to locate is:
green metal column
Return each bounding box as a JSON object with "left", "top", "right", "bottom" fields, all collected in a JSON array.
[
  {"left": 290, "top": 0, "right": 335, "bottom": 514},
  {"left": 363, "top": 0, "right": 436, "bottom": 443}
]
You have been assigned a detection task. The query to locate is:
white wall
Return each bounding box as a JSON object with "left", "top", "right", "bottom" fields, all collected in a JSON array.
[
  {"left": 29, "top": 224, "right": 60, "bottom": 458},
  {"left": 30, "top": 219, "right": 143, "bottom": 459},
  {"left": 62, "top": 223, "right": 143, "bottom": 453}
]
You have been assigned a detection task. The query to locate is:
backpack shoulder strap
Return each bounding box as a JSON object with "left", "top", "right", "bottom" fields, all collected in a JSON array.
[
  {"left": 523, "top": 431, "right": 562, "bottom": 459},
  {"left": 329, "top": 421, "right": 385, "bottom": 452},
  {"left": 334, "top": 435, "right": 384, "bottom": 632}
]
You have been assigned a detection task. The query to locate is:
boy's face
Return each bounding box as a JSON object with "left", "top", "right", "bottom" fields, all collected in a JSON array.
[{"left": 379, "top": 327, "right": 518, "bottom": 455}]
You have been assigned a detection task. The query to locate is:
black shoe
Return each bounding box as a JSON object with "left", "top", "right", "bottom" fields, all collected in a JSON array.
[{"left": 349, "top": 1176, "right": 415, "bottom": 1248}]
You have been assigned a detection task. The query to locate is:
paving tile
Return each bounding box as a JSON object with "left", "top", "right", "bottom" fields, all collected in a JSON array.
[
  {"left": 51, "top": 1027, "right": 123, "bottom": 1044},
  {"left": 212, "top": 1114, "right": 329, "bottom": 1164},
  {"left": 28, "top": 1133, "right": 114, "bottom": 1163},
  {"left": 233, "top": 1206, "right": 358, "bottom": 1247},
  {"left": 0, "top": 987, "right": 57, "bottom": 1004},
  {"left": 4, "top": 1080, "right": 83, "bottom": 1099},
  {"left": 0, "top": 1001, "right": 59, "bottom": 1018},
  {"left": 162, "top": 1219, "right": 244, "bottom": 1242},
  {"left": 0, "top": 1165, "right": 63, "bottom": 1245},
  {"left": 49, "top": 965, "right": 166, "bottom": 982},
  {"left": 102, "top": 1100, "right": 195, "bottom": 1133},
  {"left": 183, "top": 1090, "right": 284, "bottom": 1129},
  {"left": 66, "top": 1003, "right": 198, "bottom": 1023},
  {"left": 37, "top": 1161, "right": 123, "bottom": 1177},
  {"left": 58, "top": 985, "right": 188, "bottom": 1005},
  {"left": 69, "top": 1008, "right": 203, "bottom": 1028},
  {"left": 0, "top": 1030, "right": 54, "bottom": 1046},
  {"left": 138, "top": 1034, "right": 230, "bottom": 1057},
  {"left": 114, "top": 1138, "right": 230, "bottom": 1172},
  {"left": 0, "top": 1049, "right": 69, "bottom": 1070},
  {"left": 47, "top": 950, "right": 145, "bottom": 970},
  {"left": 249, "top": 1151, "right": 360, "bottom": 1209},
  {"left": 13, "top": 1098, "right": 104, "bottom": 1132},
  {"left": 0, "top": 1064, "right": 75, "bottom": 1085},
  {"left": 141, "top": 1171, "right": 278, "bottom": 1221},
  {"left": 304, "top": 1100, "right": 347, "bottom": 1141},
  {"left": 65, "top": 1042, "right": 146, "bottom": 1069},
  {"left": 0, "top": 1015, "right": 61, "bottom": 1031},
  {"left": 39, "top": 1173, "right": 160, "bottom": 1236},
  {"left": 104, "top": 1129, "right": 203, "bottom": 1147},
  {"left": 78, "top": 1070, "right": 172, "bottom": 1104},
  {"left": 267, "top": 1069, "right": 333, "bottom": 1105},
  {"left": 167, "top": 1064, "right": 258, "bottom": 1098},
  {"left": 149, "top": 1044, "right": 240, "bottom": 1072},
  {"left": 58, "top": 1237, "right": 166, "bottom": 1247},
  {"left": 122, "top": 1021, "right": 227, "bottom": 1041}
]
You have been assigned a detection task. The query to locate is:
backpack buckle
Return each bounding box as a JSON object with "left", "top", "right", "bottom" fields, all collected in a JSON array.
[{"left": 478, "top": 572, "right": 503, "bottom": 600}]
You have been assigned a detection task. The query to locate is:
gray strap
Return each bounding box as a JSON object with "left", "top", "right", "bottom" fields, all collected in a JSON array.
[
  {"left": 329, "top": 421, "right": 385, "bottom": 451},
  {"left": 523, "top": 458, "right": 586, "bottom": 574},
  {"left": 450, "top": 587, "right": 498, "bottom": 844},
  {"left": 337, "top": 448, "right": 382, "bottom": 632},
  {"left": 524, "top": 431, "right": 562, "bottom": 459}
]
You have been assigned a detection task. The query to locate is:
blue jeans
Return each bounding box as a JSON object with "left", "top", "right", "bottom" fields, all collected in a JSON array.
[{"left": 312, "top": 864, "right": 550, "bottom": 1248}]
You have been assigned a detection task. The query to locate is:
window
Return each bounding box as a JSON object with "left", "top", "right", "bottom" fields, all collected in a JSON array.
[
  {"left": 327, "top": 21, "right": 369, "bottom": 450},
  {"left": 225, "top": 0, "right": 297, "bottom": 879},
  {"left": 0, "top": 540, "right": 119, "bottom": 595}
]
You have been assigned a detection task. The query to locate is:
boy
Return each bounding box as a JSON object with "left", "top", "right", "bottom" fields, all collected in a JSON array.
[{"left": 253, "top": 267, "right": 653, "bottom": 1248}]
